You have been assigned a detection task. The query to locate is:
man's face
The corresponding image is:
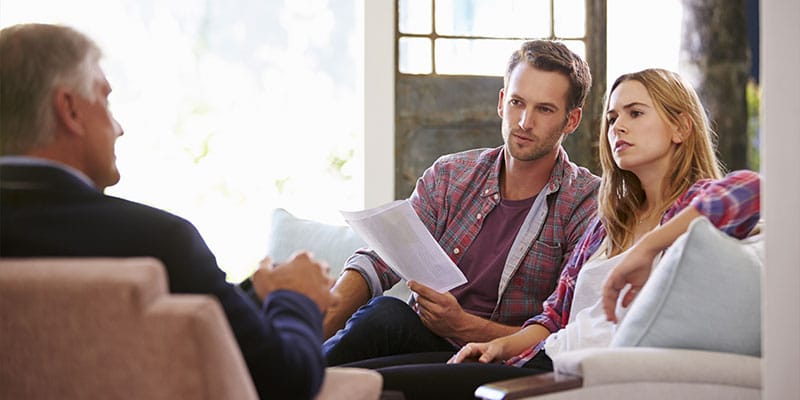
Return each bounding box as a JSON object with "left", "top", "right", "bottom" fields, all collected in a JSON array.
[
  {"left": 497, "top": 63, "right": 578, "bottom": 163},
  {"left": 73, "top": 64, "right": 124, "bottom": 189}
]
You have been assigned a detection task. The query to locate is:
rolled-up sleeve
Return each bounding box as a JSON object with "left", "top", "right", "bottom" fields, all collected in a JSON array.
[{"left": 681, "top": 170, "right": 761, "bottom": 238}]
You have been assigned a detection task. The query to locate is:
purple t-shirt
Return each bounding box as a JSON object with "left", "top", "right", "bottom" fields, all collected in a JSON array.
[{"left": 450, "top": 194, "right": 537, "bottom": 319}]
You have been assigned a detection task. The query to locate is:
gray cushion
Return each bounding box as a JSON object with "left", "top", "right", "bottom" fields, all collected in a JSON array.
[
  {"left": 267, "top": 208, "right": 367, "bottom": 273},
  {"left": 611, "top": 216, "right": 764, "bottom": 356},
  {"left": 266, "top": 208, "right": 412, "bottom": 299}
]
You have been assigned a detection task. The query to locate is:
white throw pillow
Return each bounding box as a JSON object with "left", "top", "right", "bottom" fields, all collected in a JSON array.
[
  {"left": 267, "top": 208, "right": 413, "bottom": 299},
  {"left": 267, "top": 208, "right": 367, "bottom": 274},
  {"left": 611, "top": 216, "right": 764, "bottom": 356}
]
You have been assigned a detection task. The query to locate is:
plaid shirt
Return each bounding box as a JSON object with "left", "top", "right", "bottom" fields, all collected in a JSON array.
[
  {"left": 509, "top": 169, "right": 761, "bottom": 365},
  {"left": 345, "top": 146, "right": 599, "bottom": 326}
]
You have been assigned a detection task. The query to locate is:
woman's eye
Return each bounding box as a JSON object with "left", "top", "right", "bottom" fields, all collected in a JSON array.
[{"left": 630, "top": 110, "right": 643, "bottom": 117}]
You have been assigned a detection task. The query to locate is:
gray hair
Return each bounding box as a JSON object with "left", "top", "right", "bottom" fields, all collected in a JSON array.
[{"left": 0, "top": 23, "right": 102, "bottom": 155}]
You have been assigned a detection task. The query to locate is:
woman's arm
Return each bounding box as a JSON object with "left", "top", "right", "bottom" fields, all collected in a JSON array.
[
  {"left": 602, "top": 170, "right": 761, "bottom": 322},
  {"left": 601, "top": 206, "right": 702, "bottom": 322},
  {"left": 447, "top": 323, "right": 552, "bottom": 364}
]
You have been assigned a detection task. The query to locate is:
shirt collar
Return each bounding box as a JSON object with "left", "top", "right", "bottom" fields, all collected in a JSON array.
[
  {"left": 484, "top": 146, "right": 570, "bottom": 199},
  {"left": 0, "top": 156, "right": 97, "bottom": 188}
]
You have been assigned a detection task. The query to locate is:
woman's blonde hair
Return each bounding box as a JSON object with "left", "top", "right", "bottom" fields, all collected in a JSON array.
[{"left": 598, "top": 68, "right": 724, "bottom": 256}]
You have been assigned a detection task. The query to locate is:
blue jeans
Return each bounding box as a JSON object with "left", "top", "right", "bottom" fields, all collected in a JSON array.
[{"left": 323, "top": 296, "right": 457, "bottom": 366}]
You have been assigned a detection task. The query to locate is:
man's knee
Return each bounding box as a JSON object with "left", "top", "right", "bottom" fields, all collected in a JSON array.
[
  {"left": 366, "top": 295, "right": 413, "bottom": 314},
  {"left": 348, "top": 296, "right": 416, "bottom": 329}
]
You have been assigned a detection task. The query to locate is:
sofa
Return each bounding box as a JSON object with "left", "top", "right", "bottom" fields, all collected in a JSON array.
[
  {"left": 269, "top": 209, "right": 766, "bottom": 400},
  {"left": 475, "top": 217, "right": 765, "bottom": 400},
  {"left": 475, "top": 347, "right": 761, "bottom": 400},
  {"left": 0, "top": 257, "right": 382, "bottom": 400}
]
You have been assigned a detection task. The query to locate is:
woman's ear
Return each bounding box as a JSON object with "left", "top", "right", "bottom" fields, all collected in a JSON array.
[{"left": 672, "top": 113, "right": 692, "bottom": 144}]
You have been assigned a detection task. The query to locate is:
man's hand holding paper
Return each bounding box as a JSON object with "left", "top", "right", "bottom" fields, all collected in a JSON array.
[{"left": 409, "top": 280, "right": 473, "bottom": 338}]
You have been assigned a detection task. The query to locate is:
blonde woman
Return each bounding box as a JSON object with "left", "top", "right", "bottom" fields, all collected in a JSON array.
[{"left": 360, "top": 69, "right": 761, "bottom": 400}]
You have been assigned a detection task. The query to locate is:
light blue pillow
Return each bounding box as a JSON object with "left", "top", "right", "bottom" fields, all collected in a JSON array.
[{"left": 611, "top": 216, "right": 764, "bottom": 356}]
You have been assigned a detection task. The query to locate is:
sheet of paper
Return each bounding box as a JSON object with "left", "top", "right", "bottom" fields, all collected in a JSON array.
[{"left": 341, "top": 200, "right": 467, "bottom": 293}]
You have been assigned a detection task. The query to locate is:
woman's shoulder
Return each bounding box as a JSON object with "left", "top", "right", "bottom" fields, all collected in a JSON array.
[{"left": 692, "top": 169, "right": 761, "bottom": 188}]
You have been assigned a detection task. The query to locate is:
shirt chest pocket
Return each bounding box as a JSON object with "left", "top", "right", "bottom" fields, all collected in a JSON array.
[{"left": 528, "top": 240, "right": 563, "bottom": 282}]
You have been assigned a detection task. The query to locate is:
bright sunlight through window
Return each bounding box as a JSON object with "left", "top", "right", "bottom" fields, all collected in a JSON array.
[{"left": 1, "top": 0, "right": 364, "bottom": 281}]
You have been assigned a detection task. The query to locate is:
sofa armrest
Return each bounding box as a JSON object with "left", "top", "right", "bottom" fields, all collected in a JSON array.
[
  {"left": 315, "top": 367, "right": 382, "bottom": 400},
  {"left": 474, "top": 372, "right": 582, "bottom": 400},
  {"left": 475, "top": 347, "right": 761, "bottom": 400},
  {"left": 553, "top": 347, "right": 761, "bottom": 388}
]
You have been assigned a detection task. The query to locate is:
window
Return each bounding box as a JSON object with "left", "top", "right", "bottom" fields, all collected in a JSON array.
[
  {"left": 397, "top": 0, "right": 587, "bottom": 76},
  {"left": 1, "top": 0, "right": 364, "bottom": 281}
]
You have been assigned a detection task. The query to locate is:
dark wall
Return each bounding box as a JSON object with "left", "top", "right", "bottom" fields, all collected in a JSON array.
[
  {"left": 395, "top": 75, "right": 503, "bottom": 198},
  {"left": 681, "top": 0, "right": 751, "bottom": 171}
]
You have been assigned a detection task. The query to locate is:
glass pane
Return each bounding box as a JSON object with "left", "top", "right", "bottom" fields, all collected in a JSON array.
[
  {"left": 399, "top": 0, "right": 432, "bottom": 34},
  {"left": 435, "top": 38, "right": 524, "bottom": 76},
  {"left": 399, "top": 37, "right": 433, "bottom": 74},
  {"left": 607, "top": 0, "right": 683, "bottom": 85},
  {"left": 436, "top": 0, "right": 550, "bottom": 38},
  {"left": 554, "top": 0, "right": 585, "bottom": 38},
  {"left": 563, "top": 39, "right": 586, "bottom": 61}
]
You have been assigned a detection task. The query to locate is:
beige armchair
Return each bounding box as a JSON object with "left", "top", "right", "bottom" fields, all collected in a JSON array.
[
  {"left": 475, "top": 347, "right": 761, "bottom": 400},
  {"left": 0, "top": 257, "right": 381, "bottom": 400}
]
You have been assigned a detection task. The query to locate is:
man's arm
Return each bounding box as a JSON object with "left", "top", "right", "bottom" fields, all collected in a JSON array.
[
  {"left": 323, "top": 269, "right": 372, "bottom": 339},
  {"left": 169, "top": 224, "right": 329, "bottom": 400}
]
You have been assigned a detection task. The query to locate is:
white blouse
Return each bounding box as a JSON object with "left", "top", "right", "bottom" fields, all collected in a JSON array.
[{"left": 543, "top": 240, "right": 661, "bottom": 359}]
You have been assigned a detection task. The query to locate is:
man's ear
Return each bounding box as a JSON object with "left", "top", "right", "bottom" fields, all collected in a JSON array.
[
  {"left": 53, "top": 88, "right": 84, "bottom": 136},
  {"left": 562, "top": 107, "right": 583, "bottom": 135},
  {"left": 672, "top": 113, "right": 693, "bottom": 144},
  {"left": 497, "top": 88, "right": 505, "bottom": 119}
]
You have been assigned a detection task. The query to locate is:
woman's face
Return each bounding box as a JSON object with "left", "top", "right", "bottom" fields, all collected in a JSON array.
[{"left": 605, "top": 80, "right": 683, "bottom": 179}]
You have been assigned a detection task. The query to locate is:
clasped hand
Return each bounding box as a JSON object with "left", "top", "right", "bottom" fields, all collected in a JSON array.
[{"left": 252, "top": 252, "right": 339, "bottom": 313}]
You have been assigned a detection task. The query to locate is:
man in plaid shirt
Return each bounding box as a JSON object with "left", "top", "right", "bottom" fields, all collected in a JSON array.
[{"left": 323, "top": 40, "right": 600, "bottom": 366}]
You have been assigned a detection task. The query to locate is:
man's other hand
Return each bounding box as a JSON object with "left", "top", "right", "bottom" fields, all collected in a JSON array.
[{"left": 253, "top": 252, "right": 340, "bottom": 313}]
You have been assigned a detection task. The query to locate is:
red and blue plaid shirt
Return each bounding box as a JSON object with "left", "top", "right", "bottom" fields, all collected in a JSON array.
[
  {"left": 345, "top": 146, "right": 599, "bottom": 327},
  {"left": 509, "top": 169, "right": 761, "bottom": 365}
]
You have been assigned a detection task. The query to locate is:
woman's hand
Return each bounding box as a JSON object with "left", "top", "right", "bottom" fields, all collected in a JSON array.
[
  {"left": 447, "top": 339, "right": 505, "bottom": 364},
  {"left": 602, "top": 207, "right": 705, "bottom": 322},
  {"left": 447, "top": 324, "right": 551, "bottom": 364},
  {"left": 601, "top": 243, "right": 660, "bottom": 323}
]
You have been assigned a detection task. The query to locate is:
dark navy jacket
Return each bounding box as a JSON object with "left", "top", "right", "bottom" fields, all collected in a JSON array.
[{"left": 0, "top": 163, "right": 324, "bottom": 400}]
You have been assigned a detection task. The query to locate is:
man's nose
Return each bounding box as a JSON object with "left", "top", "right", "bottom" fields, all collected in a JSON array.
[
  {"left": 114, "top": 118, "right": 124, "bottom": 137},
  {"left": 519, "top": 109, "right": 534, "bottom": 130}
]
